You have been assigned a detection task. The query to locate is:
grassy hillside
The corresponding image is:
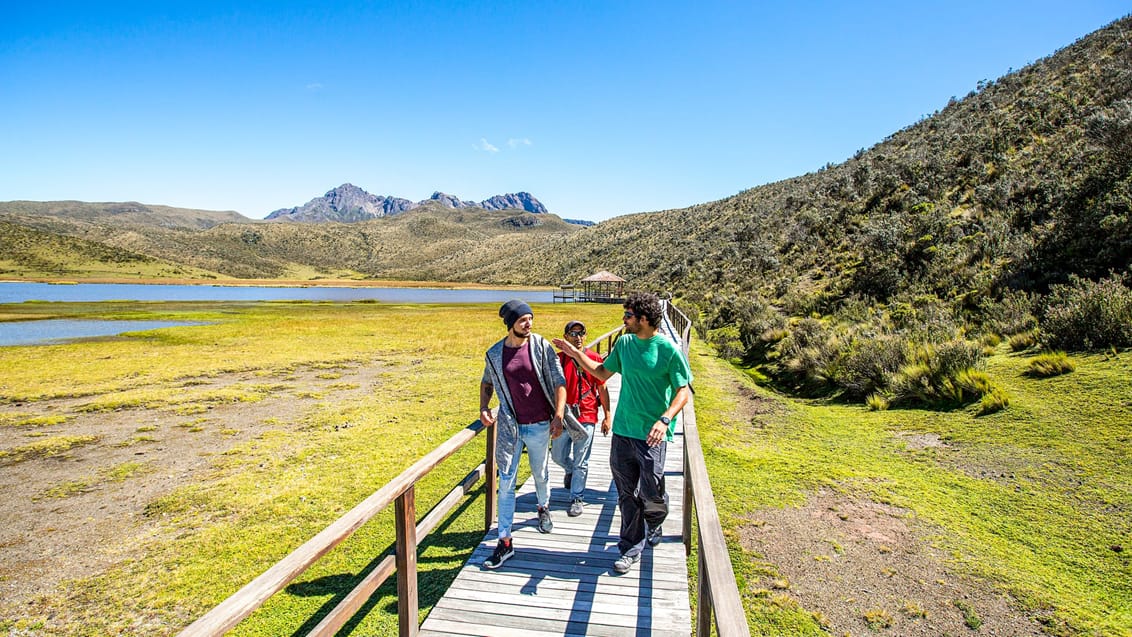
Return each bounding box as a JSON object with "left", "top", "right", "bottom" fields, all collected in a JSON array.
[
  {"left": 0, "top": 200, "right": 248, "bottom": 229},
  {"left": 0, "top": 201, "right": 581, "bottom": 280}
]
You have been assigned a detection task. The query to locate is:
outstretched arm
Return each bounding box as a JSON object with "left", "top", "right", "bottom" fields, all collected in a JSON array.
[{"left": 552, "top": 337, "right": 614, "bottom": 381}]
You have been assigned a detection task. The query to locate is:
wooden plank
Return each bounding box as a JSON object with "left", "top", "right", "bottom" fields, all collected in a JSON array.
[{"left": 424, "top": 607, "right": 690, "bottom": 637}]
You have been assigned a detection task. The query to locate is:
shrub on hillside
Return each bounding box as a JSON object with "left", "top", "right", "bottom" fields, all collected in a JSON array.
[
  {"left": 772, "top": 317, "right": 843, "bottom": 394},
  {"left": 707, "top": 325, "right": 744, "bottom": 360},
  {"left": 979, "top": 288, "right": 1038, "bottom": 337},
  {"left": 833, "top": 334, "right": 907, "bottom": 400},
  {"left": 1040, "top": 273, "right": 1132, "bottom": 350},
  {"left": 888, "top": 340, "right": 987, "bottom": 407},
  {"left": 1009, "top": 331, "right": 1039, "bottom": 351}
]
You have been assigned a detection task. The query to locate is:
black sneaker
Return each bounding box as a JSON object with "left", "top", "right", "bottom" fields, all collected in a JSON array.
[
  {"left": 563, "top": 472, "right": 573, "bottom": 490},
  {"left": 537, "top": 506, "right": 554, "bottom": 533},
  {"left": 483, "top": 539, "right": 514, "bottom": 569},
  {"left": 646, "top": 524, "right": 663, "bottom": 547}
]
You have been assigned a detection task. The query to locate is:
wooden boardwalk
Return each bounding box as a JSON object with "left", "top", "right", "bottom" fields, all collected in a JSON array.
[{"left": 420, "top": 375, "right": 692, "bottom": 636}]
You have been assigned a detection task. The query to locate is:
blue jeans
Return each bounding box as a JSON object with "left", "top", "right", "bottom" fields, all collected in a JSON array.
[
  {"left": 497, "top": 420, "right": 551, "bottom": 539},
  {"left": 551, "top": 421, "right": 596, "bottom": 499}
]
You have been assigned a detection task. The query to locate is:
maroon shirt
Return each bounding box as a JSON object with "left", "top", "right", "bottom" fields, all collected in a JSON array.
[{"left": 502, "top": 341, "right": 553, "bottom": 424}]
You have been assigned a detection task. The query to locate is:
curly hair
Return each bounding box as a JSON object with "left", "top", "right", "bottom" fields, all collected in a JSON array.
[{"left": 624, "top": 291, "right": 663, "bottom": 328}]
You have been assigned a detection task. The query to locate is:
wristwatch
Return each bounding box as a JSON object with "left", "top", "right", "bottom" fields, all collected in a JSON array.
[{"left": 659, "top": 416, "right": 671, "bottom": 425}]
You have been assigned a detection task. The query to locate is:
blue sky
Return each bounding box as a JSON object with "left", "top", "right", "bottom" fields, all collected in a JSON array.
[{"left": 1, "top": 2, "right": 1127, "bottom": 222}]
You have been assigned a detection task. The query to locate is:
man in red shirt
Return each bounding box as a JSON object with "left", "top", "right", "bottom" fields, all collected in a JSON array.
[{"left": 552, "top": 320, "right": 612, "bottom": 517}]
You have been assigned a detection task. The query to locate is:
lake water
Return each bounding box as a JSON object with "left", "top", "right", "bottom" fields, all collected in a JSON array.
[
  {"left": 0, "top": 282, "right": 554, "bottom": 304},
  {"left": 0, "top": 319, "right": 208, "bottom": 347},
  {"left": 0, "top": 282, "right": 555, "bottom": 346}
]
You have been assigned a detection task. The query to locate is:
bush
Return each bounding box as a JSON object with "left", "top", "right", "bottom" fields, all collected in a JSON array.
[
  {"left": 707, "top": 325, "right": 744, "bottom": 360},
  {"left": 1026, "top": 351, "right": 1075, "bottom": 377},
  {"left": 772, "top": 318, "right": 843, "bottom": 394},
  {"left": 1041, "top": 273, "right": 1132, "bottom": 350},
  {"left": 834, "top": 334, "right": 907, "bottom": 400},
  {"left": 1009, "top": 331, "right": 1039, "bottom": 351},
  {"left": 888, "top": 340, "right": 986, "bottom": 407}
]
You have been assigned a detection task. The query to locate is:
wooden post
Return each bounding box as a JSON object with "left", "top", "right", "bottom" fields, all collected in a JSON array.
[
  {"left": 683, "top": 440, "right": 692, "bottom": 556},
  {"left": 395, "top": 487, "right": 418, "bottom": 637},
  {"left": 696, "top": 533, "right": 713, "bottom": 636},
  {"left": 484, "top": 420, "right": 497, "bottom": 533}
]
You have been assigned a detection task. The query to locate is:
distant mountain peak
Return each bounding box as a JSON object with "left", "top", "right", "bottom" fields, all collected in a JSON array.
[{"left": 266, "top": 184, "right": 548, "bottom": 222}]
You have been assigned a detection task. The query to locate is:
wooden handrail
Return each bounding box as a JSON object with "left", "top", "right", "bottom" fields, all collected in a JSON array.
[
  {"left": 177, "top": 419, "right": 495, "bottom": 637},
  {"left": 665, "top": 300, "right": 750, "bottom": 637}
]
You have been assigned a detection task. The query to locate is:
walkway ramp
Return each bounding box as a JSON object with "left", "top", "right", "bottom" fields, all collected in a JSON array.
[{"left": 420, "top": 375, "right": 692, "bottom": 636}]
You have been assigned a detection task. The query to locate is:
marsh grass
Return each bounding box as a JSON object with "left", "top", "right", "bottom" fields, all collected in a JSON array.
[
  {"left": 0, "top": 300, "right": 618, "bottom": 635},
  {"left": 0, "top": 435, "right": 98, "bottom": 464},
  {"left": 37, "top": 461, "right": 154, "bottom": 500},
  {"left": 690, "top": 342, "right": 1132, "bottom": 636},
  {"left": 0, "top": 412, "right": 67, "bottom": 427}
]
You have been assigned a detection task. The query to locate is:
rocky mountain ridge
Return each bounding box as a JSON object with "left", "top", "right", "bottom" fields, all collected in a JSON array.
[{"left": 265, "top": 184, "right": 549, "bottom": 223}]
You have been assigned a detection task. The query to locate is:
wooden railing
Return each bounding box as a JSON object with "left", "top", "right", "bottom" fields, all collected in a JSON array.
[
  {"left": 177, "top": 419, "right": 498, "bottom": 637},
  {"left": 590, "top": 301, "right": 750, "bottom": 637}
]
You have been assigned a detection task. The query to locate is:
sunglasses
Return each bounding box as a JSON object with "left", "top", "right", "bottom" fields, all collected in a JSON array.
[
  {"left": 623, "top": 311, "right": 636, "bottom": 319},
  {"left": 566, "top": 330, "right": 586, "bottom": 337}
]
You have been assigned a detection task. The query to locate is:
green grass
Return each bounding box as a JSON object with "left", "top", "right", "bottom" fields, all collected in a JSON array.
[
  {"left": 690, "top": 341, "right": 1132, "bottom": 636},
  {"left": 1, "top": 300, "right": 619, "bottom": 635}
]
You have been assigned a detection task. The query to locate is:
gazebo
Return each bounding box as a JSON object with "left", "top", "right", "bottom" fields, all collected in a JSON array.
[{"left": 579, "top": 270, "right": 626, "bottom": 303}]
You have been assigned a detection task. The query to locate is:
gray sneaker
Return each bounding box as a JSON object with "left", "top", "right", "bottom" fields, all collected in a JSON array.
[
  {"left": 568, "top": 497, "right": 584, "bottom": 517},
  {"left": 647, "top": 524, "right": 663, "bottom": 547},
  {"left": 613, "top": 552, "right": 639, "bottom": 574},
  {"left": 537, "top": 506, "right": 554, "bottom": 533}
]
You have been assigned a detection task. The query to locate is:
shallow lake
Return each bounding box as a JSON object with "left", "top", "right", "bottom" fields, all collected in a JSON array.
[
  {"left": 0, "top": 282, "right": 556, "bottom": 346},
  {"left": 0, "top": 319, "right": 207, "bottom": 347},
  {"left": 0, "top": 282, "right": 554, "bottom": 304}
]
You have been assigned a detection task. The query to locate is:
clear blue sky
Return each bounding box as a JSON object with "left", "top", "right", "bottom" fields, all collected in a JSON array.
[{"left": 2, "top": 2, "right": 1127, "bottom": 222}]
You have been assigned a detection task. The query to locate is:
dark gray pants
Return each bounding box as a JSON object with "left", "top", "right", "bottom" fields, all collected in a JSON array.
[{"left": 609, "top": 433, "right": 668, "bottom": 557}]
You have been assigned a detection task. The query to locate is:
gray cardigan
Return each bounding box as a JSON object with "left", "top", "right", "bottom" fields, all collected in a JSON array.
[{"left": 481, "top": 333, "right": 566, "bottom": 466}]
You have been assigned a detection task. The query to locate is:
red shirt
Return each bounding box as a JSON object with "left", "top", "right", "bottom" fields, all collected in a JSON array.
[{"left": 558, "top": 350, "right": 605, "bottom": 423}]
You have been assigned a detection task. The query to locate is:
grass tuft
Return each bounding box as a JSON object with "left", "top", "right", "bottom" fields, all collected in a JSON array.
[{"left": 1026, "top": 351, "right": 1076, "bottom": 378}]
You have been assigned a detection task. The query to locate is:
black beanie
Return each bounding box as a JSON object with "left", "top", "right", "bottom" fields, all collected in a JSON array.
[{"left": 499, "top": 299, "right": 533, "bottom": 329}]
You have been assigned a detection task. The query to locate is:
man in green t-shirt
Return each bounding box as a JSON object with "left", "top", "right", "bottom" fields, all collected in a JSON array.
[{"left": 554, "top": 292, "right": 692, "bottom": 574}]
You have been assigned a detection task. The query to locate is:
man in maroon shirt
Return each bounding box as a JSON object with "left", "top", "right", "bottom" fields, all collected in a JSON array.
[
  {"left": 552, "top": 320, "right": 612, "bottom": 517},
  {"left": 480, "top": 300, "right": 567, "bottom": 569}
]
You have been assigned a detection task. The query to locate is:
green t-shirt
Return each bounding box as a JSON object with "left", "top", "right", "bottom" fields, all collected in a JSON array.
[{"left": 602, "top": 333, "right": 693, "bottom": 441}]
